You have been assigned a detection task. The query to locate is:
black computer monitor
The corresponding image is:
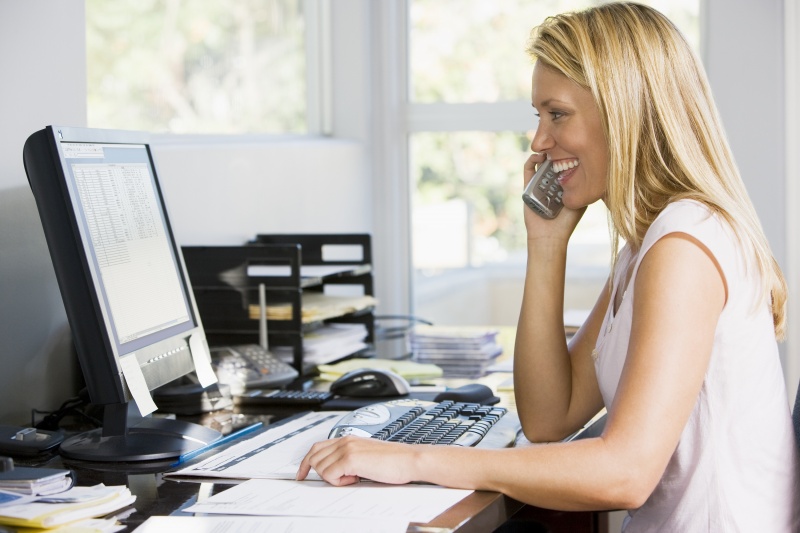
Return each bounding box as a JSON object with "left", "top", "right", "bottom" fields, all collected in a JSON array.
[{"left": 23, "top": 125, "right": 221, "bottom": 462}]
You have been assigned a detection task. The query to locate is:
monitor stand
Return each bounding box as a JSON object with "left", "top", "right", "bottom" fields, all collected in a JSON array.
[{"left": 59, "top": 402, "right": 221, "bottom": 462}]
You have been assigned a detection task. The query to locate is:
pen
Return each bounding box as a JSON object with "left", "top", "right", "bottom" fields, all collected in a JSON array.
[{"left": 170, "top": 421, "right": 263, "bottom": 468}]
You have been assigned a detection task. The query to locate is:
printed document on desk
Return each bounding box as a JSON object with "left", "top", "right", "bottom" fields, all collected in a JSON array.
[
  {"left": 136, "top": 515, "right": 407, "bottom": 533},
  {"left": 185, "top": 478, "right": 473, "bottom": 524},
  {"left": 165, "top": 411, "right": 348, "bottom": 482}
]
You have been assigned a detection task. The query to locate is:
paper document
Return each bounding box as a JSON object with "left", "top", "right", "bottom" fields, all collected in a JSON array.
[
  {"left": 247, "top": 264, "right": 366, "bottom": 278},
  {"left": 166, "top": 411, "right": 347, "bottom": 482},
  {"left": 189, "top": 333, "right": 218, "bottom": 388},
  {"left": 0, "top": 485, "right": 134, "bottom": 529},
  {"left": 185, "top": 478, "right": 473, "bottom": 523},
  {"left": 248, "top": 293, "right": 378, "bottom": 324},
  {"left": 317, "top": 357, "right": 443, "bottom": 382},
  {"left": 119, "top": 354, "right": 157, "bottom": 416},
  {"left": 135, "top": 515, "right": 407, "bottom": 533},
  {"left": 273, "top": 324, "right": 370, "bottom": 366}
]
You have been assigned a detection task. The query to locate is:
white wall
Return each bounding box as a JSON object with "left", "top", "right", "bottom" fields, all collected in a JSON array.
[
  {"left": 704, "top": 0, "right": 798, "bottom": 396},
  {"left": 0, "top": 0, "right": 87, "bottom": 425},
  {"left": 787, "top": 0, "right": 800, "bottom": 402},
  {"left": 705, "top": 0, "right": 785, "bottom": 266},
  {"left": 153, "top": 138, "right": 370, "bottom": 246}
]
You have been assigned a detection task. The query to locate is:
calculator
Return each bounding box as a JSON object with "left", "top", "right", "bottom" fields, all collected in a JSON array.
[
  {"left": 234, "top": 389, "right": 334, "bottom": 408},
  {"left": 210, "top": 344, "right": 299, "bottom": 393}
]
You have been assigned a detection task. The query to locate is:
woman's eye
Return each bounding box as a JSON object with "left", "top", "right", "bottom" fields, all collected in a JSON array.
[{"left": 550, "top": 111, "right": 564, "bottom": 120}]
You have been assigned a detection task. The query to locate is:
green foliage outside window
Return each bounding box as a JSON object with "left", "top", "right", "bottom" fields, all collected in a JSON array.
[{"left": 86, "top": 0, "right": 306, "bottom": 134}]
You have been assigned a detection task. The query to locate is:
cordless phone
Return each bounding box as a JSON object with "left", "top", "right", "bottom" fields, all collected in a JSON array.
[{"left": 522, "top": 159, "right": 564, "bottom": 219}]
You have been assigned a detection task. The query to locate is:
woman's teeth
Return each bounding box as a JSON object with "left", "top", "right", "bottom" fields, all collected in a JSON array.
[{"left": 552, "top": 160, "right": 579, "bottom": 173}]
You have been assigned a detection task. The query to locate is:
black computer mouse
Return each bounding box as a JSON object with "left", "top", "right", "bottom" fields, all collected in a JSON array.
[{"left": 329, "top": 368, "right": 411, "bottom": 398}]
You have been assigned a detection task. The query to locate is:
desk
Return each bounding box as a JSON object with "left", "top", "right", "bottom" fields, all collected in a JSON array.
[
  {"left": 13, "top": 444, "right": 521, "bottom": 532},
  {"left": 13, "top": 454, "right": 604, "bottom": 533},
  {"left": 10, "top": 425, "right": 606, "bottom": 532},
  {"left": 11, "top": 343, "right": 607, "bottom": 532}
]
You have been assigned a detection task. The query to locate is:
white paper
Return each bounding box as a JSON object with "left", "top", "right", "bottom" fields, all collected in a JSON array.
[
  {"left": 186, "top": 478, "right": 472, "bottom": 523},
  {"left": 247, "top": 264, "right": 363, "bottom": 278},
  {"left": 0, "top": 490, "right": 35, "bottom": 507},
  {"left": 119, "top": 354, "right": 157, "bottom": 416},
  {"left": 189, "top": 333, "right": 218, "bottom": 387},
  {"left": 0, "top": 486, "right": 134, "bottom": 527},
  {"left": 166, "top": 411, "right": 347, "bottom": 482},
  {"left": 135, "top": 515, "right": 407, "bottom": 533}
]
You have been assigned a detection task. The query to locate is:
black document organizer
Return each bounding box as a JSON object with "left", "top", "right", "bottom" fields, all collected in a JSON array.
[{"left": 182, "top": 234, "right": 376, "bottom": 374}]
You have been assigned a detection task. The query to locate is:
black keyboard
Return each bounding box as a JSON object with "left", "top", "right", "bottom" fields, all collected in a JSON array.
[{"left": 328, "top": 399, "right": 510, "bottom": 447}]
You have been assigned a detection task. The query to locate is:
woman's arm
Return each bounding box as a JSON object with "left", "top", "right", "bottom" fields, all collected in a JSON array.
[
  {"left": 299, "top": 232, "right": 725, "bottom": 511},
  {"left": 512, "top": 151, "right": 608, "bottom": 441},
  {"left": 513, "top": 264, "right": 609, "bottom": 442}
]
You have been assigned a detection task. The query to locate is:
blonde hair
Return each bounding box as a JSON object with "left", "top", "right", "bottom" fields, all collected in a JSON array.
[{"left": 526, "top": 2, "right": 786, "bottom": 338}]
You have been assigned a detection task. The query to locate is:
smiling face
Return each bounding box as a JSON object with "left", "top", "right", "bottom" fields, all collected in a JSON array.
[{"left": 530, "top": 61, "right": 609, "bottom": 209}]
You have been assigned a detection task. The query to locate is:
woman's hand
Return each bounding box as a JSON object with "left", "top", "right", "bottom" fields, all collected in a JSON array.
[
  {"left": 522, "top": 152, "right": 585, "bottom": 242},
  {"left": 297, "top": 437, "right": 422, "bottom": 486}
]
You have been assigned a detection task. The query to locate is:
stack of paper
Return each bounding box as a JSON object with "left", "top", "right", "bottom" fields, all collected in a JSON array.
[
  {"left": 0, "top": 466, "right": 73, "bottom": 496},
  {"left": 0, "top": 484, "right": 134, "bottom": 530},
  {"left": 316, "top": 357, "right": 443, "bottom": 382},
  {"left": 248, "top": 293, "right": 378, "bottom": 324},
  {"left": 410, "top": 325, "right": 502, "bottom": 378},
  {"left": 273, "top": 323, "right": 369, "bottom": 366}
]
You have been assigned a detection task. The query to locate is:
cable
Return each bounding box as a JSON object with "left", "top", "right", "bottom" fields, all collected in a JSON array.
[{"left": 31, "top": 388, "right": 101, "bottom": 431}]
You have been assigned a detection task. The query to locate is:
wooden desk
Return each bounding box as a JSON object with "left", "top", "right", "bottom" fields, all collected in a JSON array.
[{"left": 417, "top": 490, "right": 524, "bottom": 532}]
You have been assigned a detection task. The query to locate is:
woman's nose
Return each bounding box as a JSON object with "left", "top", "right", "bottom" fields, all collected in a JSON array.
[{"left": 531, "top": 127, "right": 554, "bottom": 154}]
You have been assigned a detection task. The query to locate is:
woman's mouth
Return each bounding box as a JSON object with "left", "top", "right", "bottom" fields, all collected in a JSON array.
[{"left": 552, "top": 159, "right": 580, "bottom": 182}]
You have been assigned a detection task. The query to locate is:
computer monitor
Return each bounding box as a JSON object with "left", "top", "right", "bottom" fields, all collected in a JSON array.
[{"left": 23, "top": 125, "right": 221, "bottom": 462}]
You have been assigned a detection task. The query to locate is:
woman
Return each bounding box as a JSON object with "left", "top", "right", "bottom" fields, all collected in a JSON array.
[{"left": 298, "top": 3, "right": 800, "bottom": 530}]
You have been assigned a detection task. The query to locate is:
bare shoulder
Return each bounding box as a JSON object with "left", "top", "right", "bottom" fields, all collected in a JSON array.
[{"left": 636, "top": 231, "right": 727, "bottom": 308}]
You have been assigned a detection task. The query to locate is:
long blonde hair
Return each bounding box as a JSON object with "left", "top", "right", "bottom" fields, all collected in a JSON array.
[{"left": 526, "top": 2, "right": 787, "bottom": 338}]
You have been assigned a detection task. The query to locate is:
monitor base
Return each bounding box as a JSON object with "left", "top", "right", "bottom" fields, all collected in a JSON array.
[{"left": 59, "top": 417, "right": 221, "bottom": 462}]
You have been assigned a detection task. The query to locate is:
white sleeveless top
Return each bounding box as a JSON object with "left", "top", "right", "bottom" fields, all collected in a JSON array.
[{"left": 594, "top": 200, "right": 800, "bottom": 532}]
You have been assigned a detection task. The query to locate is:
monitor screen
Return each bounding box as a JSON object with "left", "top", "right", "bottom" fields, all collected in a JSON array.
[
  {"left": 23, "top": 126, "right": 219, "bottom": 461},
  {"left": 61, "top": 141, "right": 194, "bottom": 356}
]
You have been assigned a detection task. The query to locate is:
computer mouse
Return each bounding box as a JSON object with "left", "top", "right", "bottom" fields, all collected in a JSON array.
[{"left": 329, "top": 368, "right": 411, "bottom": 398}]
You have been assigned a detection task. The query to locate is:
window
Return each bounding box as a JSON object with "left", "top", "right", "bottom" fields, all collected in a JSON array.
[
  {"left": 408, "top": 0, "right": 701, "bottom": 325},
  {"left": 86, "top": 0, "right": 309, "bottom": 134}
]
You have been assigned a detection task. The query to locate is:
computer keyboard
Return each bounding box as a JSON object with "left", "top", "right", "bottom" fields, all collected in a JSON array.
[{"left": 328, "top": 398, "right": 515, "bottom": 448}]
